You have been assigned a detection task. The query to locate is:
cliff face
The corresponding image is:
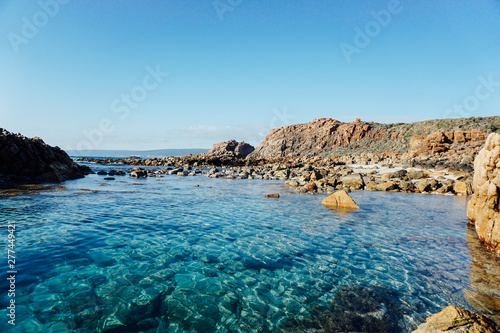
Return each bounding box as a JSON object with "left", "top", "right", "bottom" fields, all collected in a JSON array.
[
  {"left": 467, "top": 133, "right": 500, "bottom": 255},
  {"left": 0, "top": 128, "right": 91, "bottom": 183},
  {"left": 248, "top": 116, "right": 499, "bottom": 158}
]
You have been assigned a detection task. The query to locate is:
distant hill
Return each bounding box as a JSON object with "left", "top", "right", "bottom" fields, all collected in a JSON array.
[
  {"left": 249, "top": 116, "right": 500, "bottom": 158},
  {"left": 67, "top": 149, "right": 209, "bottom": 159}
]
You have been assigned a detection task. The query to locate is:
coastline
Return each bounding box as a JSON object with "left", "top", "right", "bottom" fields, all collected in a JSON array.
[{"left": 74, "top": 154, "right": 474, "bottom": 197}]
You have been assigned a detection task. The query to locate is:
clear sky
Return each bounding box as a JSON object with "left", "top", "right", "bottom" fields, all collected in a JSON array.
[{"left": 1, "top": 0, "right": 499, "bottom": 151}]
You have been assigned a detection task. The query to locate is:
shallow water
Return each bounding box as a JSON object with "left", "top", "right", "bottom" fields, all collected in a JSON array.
[{"left": 0, "top": 164, "right": 495, "bottom": 332}]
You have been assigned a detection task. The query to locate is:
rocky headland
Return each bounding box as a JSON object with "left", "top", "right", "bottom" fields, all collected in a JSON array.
[
  {"left": 77, "top": 117, "right": 500, "bottom": 198},
  {"left": 0, "top": 128, "right": 91, "bottom": 184},
  {"left": 249, "top": 116, "right": 498, "bottom": 158}
]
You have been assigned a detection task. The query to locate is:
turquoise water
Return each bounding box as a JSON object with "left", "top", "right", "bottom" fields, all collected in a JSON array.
[{"left": 0, "top": 164, "right": 477, "bottom": 332}]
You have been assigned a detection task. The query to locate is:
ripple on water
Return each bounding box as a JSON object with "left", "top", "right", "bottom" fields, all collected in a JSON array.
[{"left": 0, "top": 170, "right": 485, "bottom": 332}]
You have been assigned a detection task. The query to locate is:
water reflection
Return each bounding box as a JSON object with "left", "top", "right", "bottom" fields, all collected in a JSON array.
[{"left": 466, "top": 224, "right": 500, "bottom": 325}]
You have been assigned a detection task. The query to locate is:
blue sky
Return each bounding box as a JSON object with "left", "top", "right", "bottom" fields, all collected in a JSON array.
[{"left": 1, "top": 0, "right": 499, "bottom": 151}]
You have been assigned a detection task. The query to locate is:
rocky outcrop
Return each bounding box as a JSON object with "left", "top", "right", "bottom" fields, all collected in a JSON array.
[
  {"left": 0, "top": 128, "right": 91, "bottom": 183},
  {"left": 249, "top": 118, "right": 385, "bottom": 158},
  {"left": 208, "top": 139, "right": 255, "bottom": 158},
  {"left": 322, "top": 190, "right": 359, "bottom": 210},
  {"left": 248, "top": 117, "right": 498, "bottom": 159},
  {"left": 467, "top": 133, "right": 500, "bottom": 255},
  {"left": 409, "top": 130, "right": 485, "bottom": 155},
  {"left": 413, "top": 305, "right": 499, "bottom": 332}
]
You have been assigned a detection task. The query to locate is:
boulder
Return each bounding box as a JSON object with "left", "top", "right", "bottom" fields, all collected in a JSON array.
[
  {"left": 131, "top": 168, "right": 147, "bottom": 178},
  {"left": 408, "top": 170, "right": 429, "bottom": 180},
  {"left": 305, "top": 182, "right": 318, "bottom": 192},
  {"left": 0, "top": 128, "right": 91, "bottom": 183},
  {"left": 412, "top": 305, "right": 499, "bottom": 333},
  {"left": 322, "top": 190, "right": 360, "bottom": 210},
  {"left": 264, "top": 194, "right": 280, "bottom": 198},
  {"left": 376, "top": 181, "right": 399, "bottom": 192},
  {"left": 454, "top": 182, "right": 472, "bottom": 196},
  {"left": 416, "top": 181, "right": 432, "bottom": 193},
  {"left": 339, "top": 174, "right": 365, "bottom": 190},
  {"left": 208, "top": 139, "right": 255, "bottom": 158},
  {"left": 467, "top": 133, "right": 500, "bottom": 254}
]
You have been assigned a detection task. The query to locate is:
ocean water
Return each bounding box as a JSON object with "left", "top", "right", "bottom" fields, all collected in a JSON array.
[
  {"left": 67, "top": 149, "right": 208, "bottom": 159},
  {"left": 0, "top": 163, "right": 489, "bottom": 332}
]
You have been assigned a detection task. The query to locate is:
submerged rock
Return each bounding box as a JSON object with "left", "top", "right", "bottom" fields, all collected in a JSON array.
[
  {"left": 412, "top": 305, "right": 500, "bottom": 333},
  {"left": 264, "top": 193, "right": 280, "bottom": 198},
  {"left": 467, "top": 133, "right": 500, "bottom": 254},
  {"left": 322, "top": 190, "right": 359, "bottom": 210}
]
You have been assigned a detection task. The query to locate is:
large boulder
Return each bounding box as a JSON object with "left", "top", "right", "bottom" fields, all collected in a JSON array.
[
  {"left": 412, "top": 305, "right": 499, "bottom": 333},
  {"left": 208, "top": 139, "right": 255, "bottom": 158},
  {"left": 322, "top": 190, "right": 359, "bottom": 210},
  {"left": 0, "top": 128, "right": 91, "bottom": 183},
  {"left": 467, "top": 133, "right": 500, "bottom": 254}
]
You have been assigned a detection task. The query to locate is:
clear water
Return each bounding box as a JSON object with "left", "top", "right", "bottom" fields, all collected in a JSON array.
[{"left": 0, "top": 164, "right": 485, "bottom": 332}]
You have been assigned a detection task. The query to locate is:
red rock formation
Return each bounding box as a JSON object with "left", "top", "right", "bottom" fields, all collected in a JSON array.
[
  {"left": 409, "top": 130, "right": 486, "bottom": 155},
  {"left": 248, "top": 117, "right": 496, "bottom": 160},
  {"left": 250, "top": 118, "right": 387, "bottom": 158}
]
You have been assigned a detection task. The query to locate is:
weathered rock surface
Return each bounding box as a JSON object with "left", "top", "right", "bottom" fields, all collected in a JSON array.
[
  {"left": 0, "top": 128, "right": 91, "bottom": 183},
  {"left": 248, "top": 117, "right": 498, "bottom": 159},
  {"left": 322, "top": 190, "right": 359, "bottom": 210},
  {"left": 467, "top": 133, "right": 500, "bottom": 254},
  {"left": 411, "top": 129, "right": 485, "bottom": 153},
  {"left": 208, "top": 139, "right": 255, "bottom": 158},
  {"left": 412, "top": 305, "right": 499, "bottom": 333},
  {"left": 249, "top": 118, "right": 385, "bottom": 158}
]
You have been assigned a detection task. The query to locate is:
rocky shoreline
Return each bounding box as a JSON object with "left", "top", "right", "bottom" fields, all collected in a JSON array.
[{"left": 76, "top": 153, "right": 474, "bottom": 197}]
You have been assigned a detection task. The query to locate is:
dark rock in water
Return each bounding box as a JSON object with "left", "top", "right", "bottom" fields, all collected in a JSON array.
[
  {"left": 294, "top": 284, "right": 409, "bottom": 332},
  {"left": 265, "top": 193, "right": 280, "bottom": 198},
  {"left": 97, "top": 171, "right": 108, "bottom": 176},
  {"left": 104, "top": 177, "right": 115, "bottom": 181},
  {"left": 208, "top": 139, "right": 255, "bottom": 158},
  {"left": 105, "top": 169, "right": 126, "bottom": 176},
  {"left": 0, "top": 128, "right": 91, "bottom": 183},
  {"left": 130, "top": 168, "right": 147, "bottom": 178}
]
